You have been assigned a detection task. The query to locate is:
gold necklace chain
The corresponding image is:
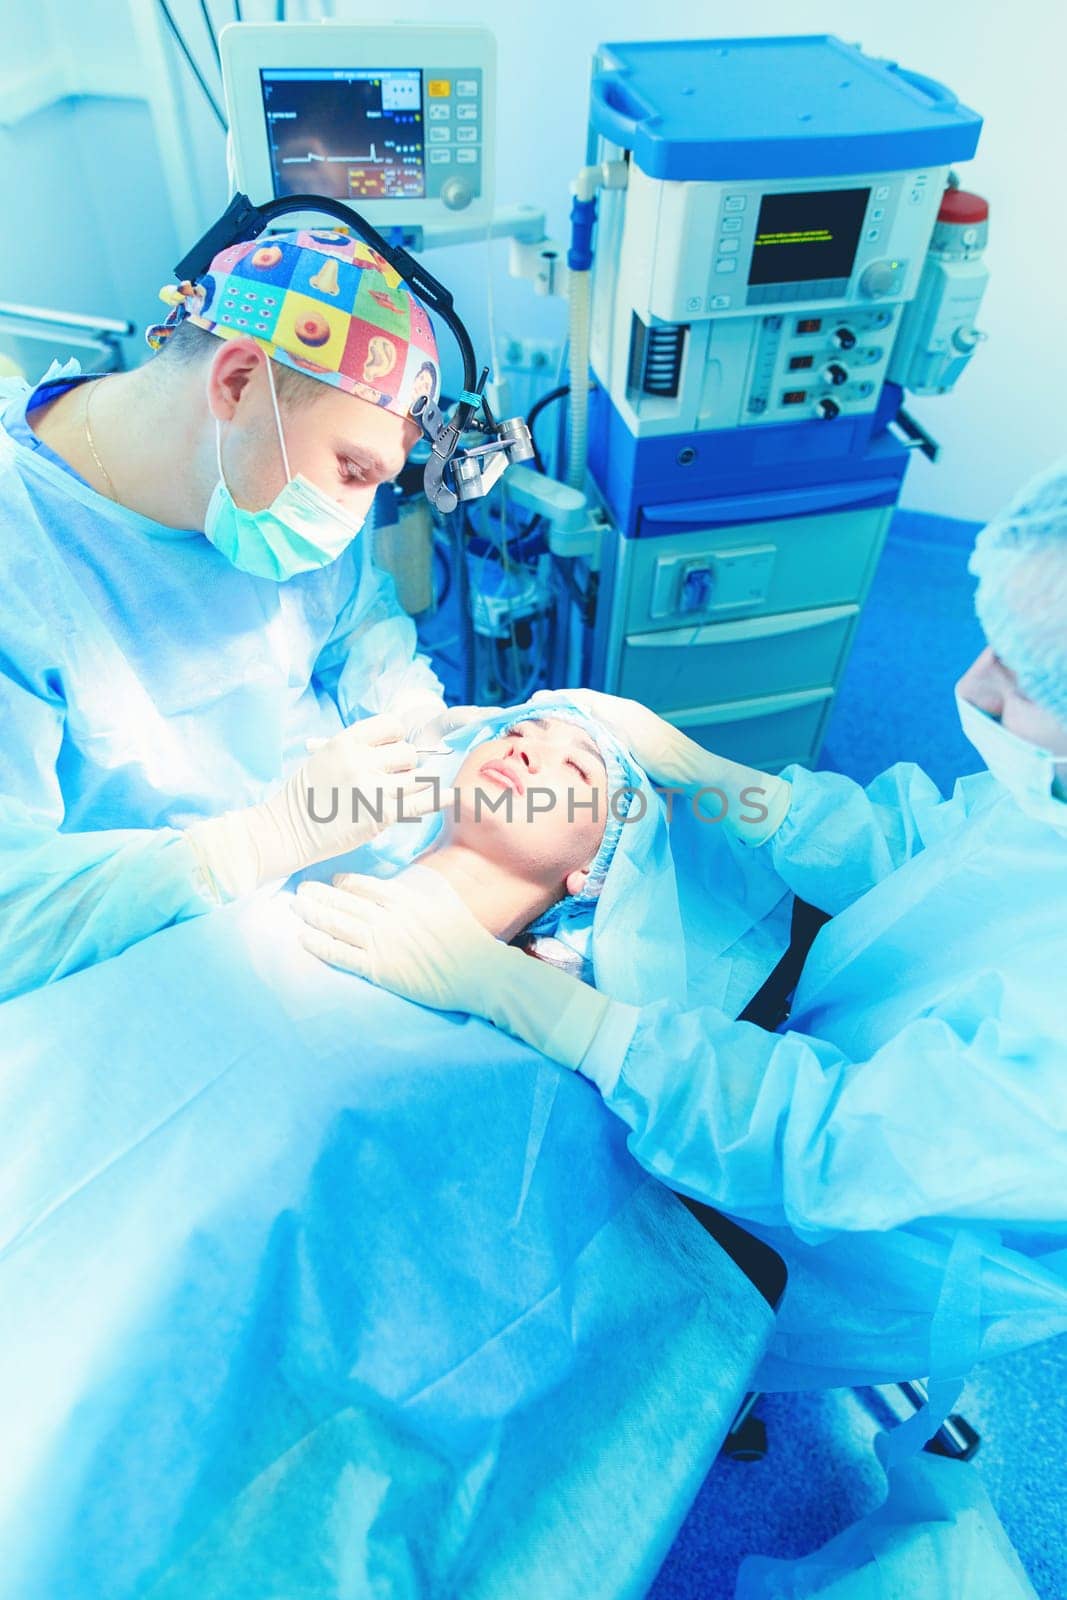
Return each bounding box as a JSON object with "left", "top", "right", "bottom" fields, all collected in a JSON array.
[{"left": 83, "top": 380, "right": 118, "bottom": 501}]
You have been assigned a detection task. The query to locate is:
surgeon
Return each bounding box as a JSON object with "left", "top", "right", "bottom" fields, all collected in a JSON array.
[
  {"left": 296, "top": 457, "right": 1067, "bottom": 1243},
  {"left": 0, "top": 228, "right": 484, "bottom": 1004}
]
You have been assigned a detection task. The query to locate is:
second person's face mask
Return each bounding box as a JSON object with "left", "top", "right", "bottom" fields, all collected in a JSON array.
[
  {"left": 957, "top": 690, "right": 1067, "bottom": 831},
  {"left": 204, "top": 361, "right": 367, "bottom": 581}
]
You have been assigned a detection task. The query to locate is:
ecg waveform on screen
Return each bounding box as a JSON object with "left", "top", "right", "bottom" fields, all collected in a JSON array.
[
  {"left": 264, "top": 71, "right": 427, "bottom": 201},
  {"left": 281, "top": 148, "right": 386, "bottom": 166}
]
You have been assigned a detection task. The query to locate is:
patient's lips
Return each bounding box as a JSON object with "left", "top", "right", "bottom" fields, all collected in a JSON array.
[{"left": 479, "top": 758, "right": 526, "bottom": 797}]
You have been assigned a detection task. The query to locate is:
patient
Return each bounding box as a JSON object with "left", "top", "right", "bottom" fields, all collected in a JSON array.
[
  {"left": 411, "top": 712, "right": 612, "bottom": 955},
  {"left": 299, "top": 693, "right": 688, "bottom": 1008}
]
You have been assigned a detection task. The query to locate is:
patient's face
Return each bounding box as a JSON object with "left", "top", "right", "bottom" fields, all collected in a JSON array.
[{"left": 446, "top": 716, "right": 610, "bottom": 898}]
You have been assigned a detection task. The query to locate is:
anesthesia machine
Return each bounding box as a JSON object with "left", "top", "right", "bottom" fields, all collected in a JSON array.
[{"left": 575, "top": 37, "right": 988, "bottom": 768}]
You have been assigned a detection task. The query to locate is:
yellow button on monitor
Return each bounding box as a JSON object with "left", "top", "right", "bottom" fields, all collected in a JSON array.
[{"left": 427, "top": 79, "right": 451, "bottom": 97}]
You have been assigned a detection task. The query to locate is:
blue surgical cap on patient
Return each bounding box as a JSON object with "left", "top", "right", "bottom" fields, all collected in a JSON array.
[{"left": 969, "top": 456, "right": 1067, "bottom": 726}]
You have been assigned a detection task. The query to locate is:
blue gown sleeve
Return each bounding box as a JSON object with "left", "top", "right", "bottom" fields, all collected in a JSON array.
[
  {"left": 312, "top": 532, "right": 444, "bottom": 729},
  {"left": 580, "top": 996, "right": 1062, "bottom": 1235},
  {"left": 768, "top": 763, "right": 973, "bottom": 915},
  {"left": 0, "top": 669, "right": 212, "bottom": 1005}
]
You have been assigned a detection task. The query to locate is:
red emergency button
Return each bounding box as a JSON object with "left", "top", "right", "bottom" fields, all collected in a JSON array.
[{"left": 938, "top": 188, "right": 989, "bottom": 224}]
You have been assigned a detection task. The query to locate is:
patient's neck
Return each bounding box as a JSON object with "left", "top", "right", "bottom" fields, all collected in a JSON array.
[{"left": 409, "top": 844, "right": 556, "bottom": 943}]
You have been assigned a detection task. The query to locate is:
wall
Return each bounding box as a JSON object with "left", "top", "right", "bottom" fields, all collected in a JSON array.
[
  {"left": 2, "top": 0, "right": 1064, "bottom": 518},
  {"left": 0, "top": 0, "right": 245, "bottom": 373}
]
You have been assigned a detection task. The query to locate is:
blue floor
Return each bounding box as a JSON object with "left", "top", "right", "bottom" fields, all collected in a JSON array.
[
  {"left": 419, "top": 507, "right": 1067, "bottom": 1598},
  {"left": 649, "top": 1340, "right": 1067, "bottom": 1599},
  {"left": 817, "top": 508, "right": 987, "bottom": 794},
  {"left": 647, "top": 509, "right": 1067, "bottom": 1599}
]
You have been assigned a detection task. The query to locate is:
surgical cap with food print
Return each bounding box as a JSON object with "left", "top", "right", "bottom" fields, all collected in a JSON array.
[{"left": 147, "top": 229, "right": 441, "bottom": 420}]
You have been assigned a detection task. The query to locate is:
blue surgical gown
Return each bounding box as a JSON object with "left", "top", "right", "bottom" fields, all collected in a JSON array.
[
  {"left": 0, "top": 371, "right": 443, "bottom": 1003},
  {"left": 582, "top": 763, "right": 1067, "bottom": 1390}
]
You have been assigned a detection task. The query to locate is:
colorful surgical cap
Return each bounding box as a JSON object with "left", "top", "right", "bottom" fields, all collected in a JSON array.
[
  {"left": 147, "top": 229, "right": 440, "bottom": 420},
  {"left": 969, "top": 455, "right": 1067, "bottom": 727}
]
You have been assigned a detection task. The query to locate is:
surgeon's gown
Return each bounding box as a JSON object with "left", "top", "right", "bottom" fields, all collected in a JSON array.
[
  {"left": 0, "top": 371, "right": 443, "bottom": 1002},
  {"left": 584, "top": 761, "right": 1067, "bottom": 1390}
]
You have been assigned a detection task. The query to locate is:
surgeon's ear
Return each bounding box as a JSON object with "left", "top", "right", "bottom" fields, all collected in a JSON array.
[{"left": 206, "top": 336, "right": 268, "bottom": 421}]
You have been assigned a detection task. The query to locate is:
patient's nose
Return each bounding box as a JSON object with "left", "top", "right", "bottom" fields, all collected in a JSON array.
[{"left": 507, "top": 738, "right": 537, "bottom": 773}]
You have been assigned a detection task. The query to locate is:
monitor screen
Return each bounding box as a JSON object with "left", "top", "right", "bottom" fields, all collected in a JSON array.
[
  {"left": 261, "top": 68, "right": 425, "bottom": 201},
  {"left": 748, "top": 188, "right": 871, "bottom": 286}
]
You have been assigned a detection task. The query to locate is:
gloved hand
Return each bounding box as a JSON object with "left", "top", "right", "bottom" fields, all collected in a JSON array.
[
  {"left": 405, "top": 702, "right": 498, "bottom": 749},
  {"left": 532, "top": 687, "right": 791, "bottom": 844},
  {"left": 186, "top": 714, "right": 449, "bottom": 902},
  {"left": 292, "top": 866, "right": 611, "bottom": 1071}
]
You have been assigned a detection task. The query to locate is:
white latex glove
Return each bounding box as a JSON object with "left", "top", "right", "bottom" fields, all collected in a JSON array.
[
  {"left": 186, "top": 714, "right": 450, "bottom": 903},
  {"left": 533, "top": 688, "right": 791, "bottom": 844},
  {"left": 292, "top": 866, "right": 610, "bottom": 1071},
  {"left": 405, "top": 703, "right": 499, "bottom": 749}
]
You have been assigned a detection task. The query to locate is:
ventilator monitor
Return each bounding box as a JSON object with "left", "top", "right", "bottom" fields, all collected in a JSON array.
[{"left": 222, "top": 23, "right": 495, "bottom": 231}]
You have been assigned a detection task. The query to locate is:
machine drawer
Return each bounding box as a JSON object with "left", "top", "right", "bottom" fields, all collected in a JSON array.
[
  {"left": 617, "top": 604, "right": 856, "bottom": 711},
  {"left": 673, "top": 690, "right": 834, "bottom": 773},
  {"left": 625, "top": 504, "right": 892, "bottom": 634}
]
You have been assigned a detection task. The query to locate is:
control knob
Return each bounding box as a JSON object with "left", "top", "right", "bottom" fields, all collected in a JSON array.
[
  {"left": 815, "top": 397, "right": 841, "bottom": 420},
  {"left": 952, "top": 325, "right": 983, "bottom": 353},
  {"left": 440, "top": 177, "right": 473, "bottom": 212},
  {"left": 823, "top": 362, "right": 849, "bottom": 386},
  {"left": 859, "top": 259, "right": 902, "bottom": 299}
]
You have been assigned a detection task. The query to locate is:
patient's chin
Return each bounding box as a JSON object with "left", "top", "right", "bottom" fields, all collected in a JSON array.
[{"left": 446, "top": 812, "right": 584, "bottom": 893}]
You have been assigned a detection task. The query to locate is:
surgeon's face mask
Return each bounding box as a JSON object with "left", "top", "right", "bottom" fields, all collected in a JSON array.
[
  {"left": 957, "top": 690, "right": 1067, "bottom": 831},
  {"left": 204, "top": 361, "right": 366, "bottom": 581}
]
